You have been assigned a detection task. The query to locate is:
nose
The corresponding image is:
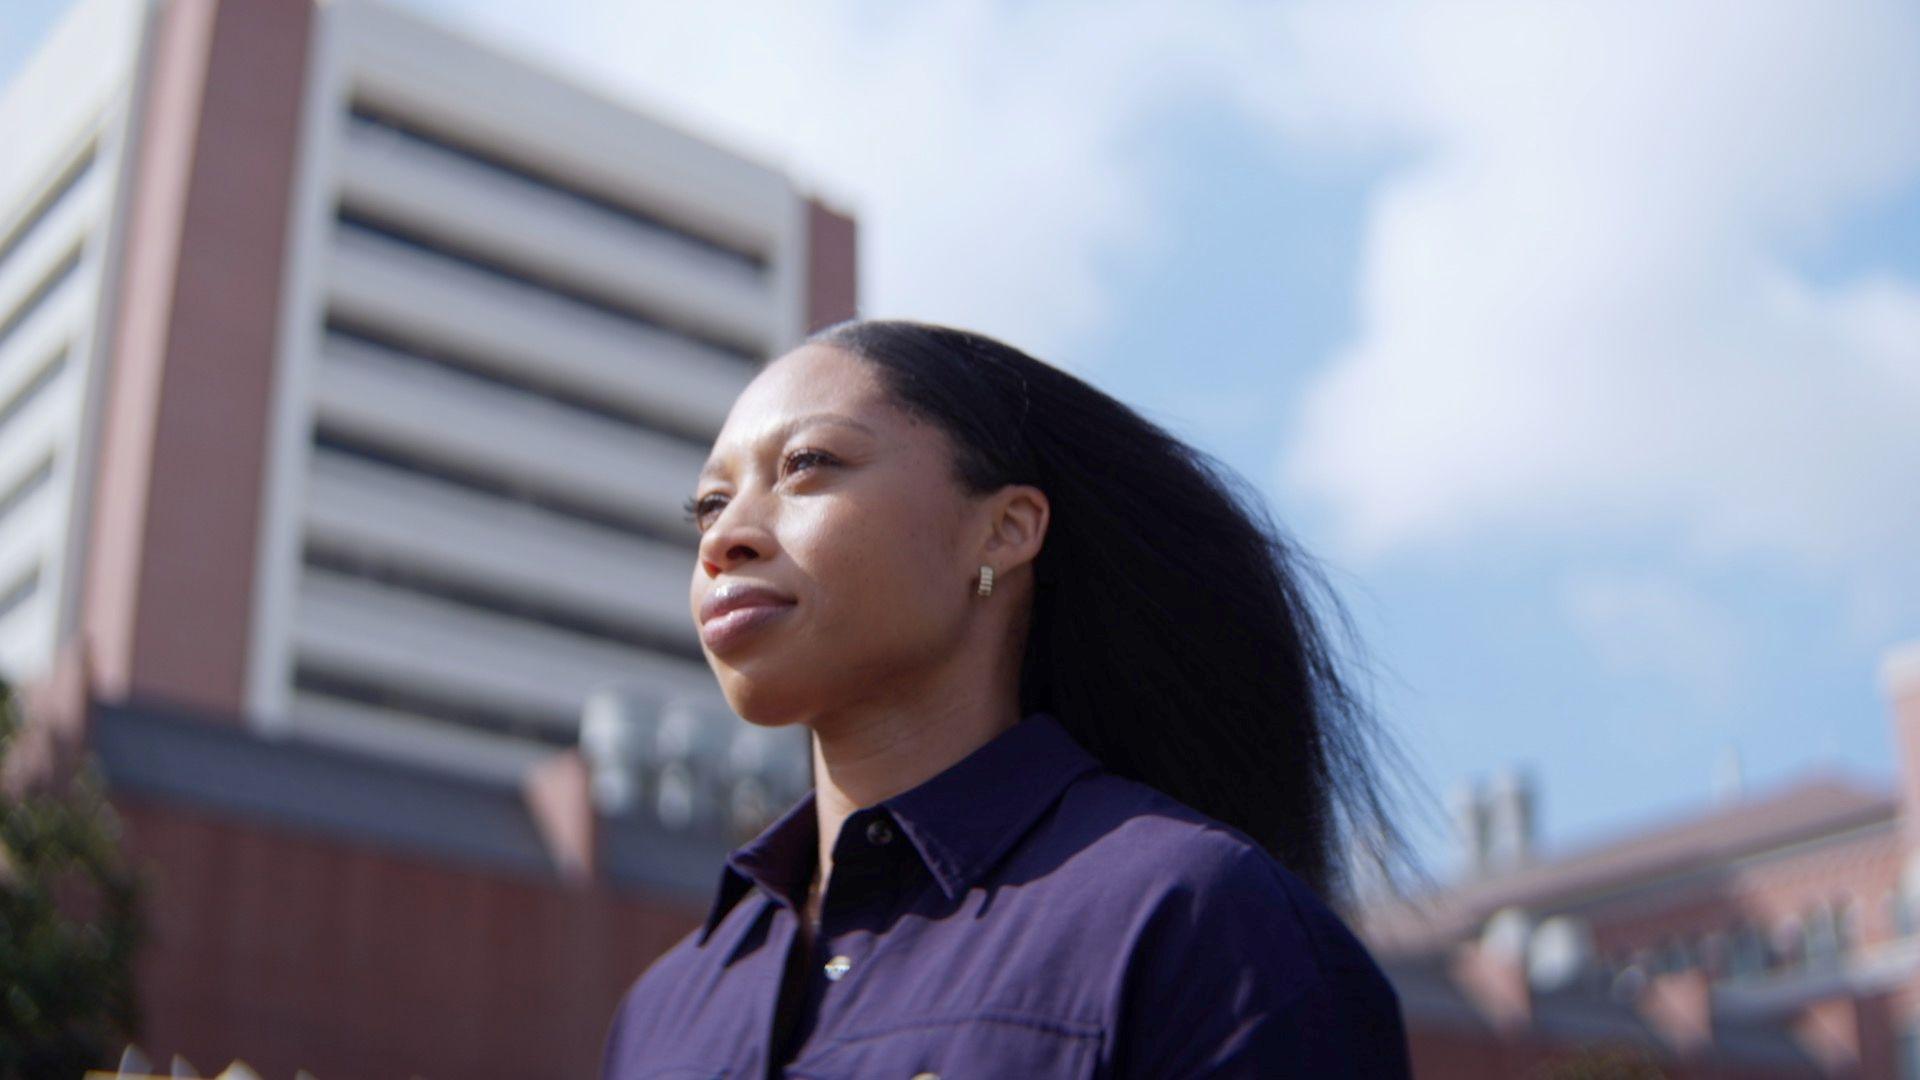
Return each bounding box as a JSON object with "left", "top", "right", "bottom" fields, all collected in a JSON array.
[{"left": 696, "top": 494, "right": 772, "bottom": 577}]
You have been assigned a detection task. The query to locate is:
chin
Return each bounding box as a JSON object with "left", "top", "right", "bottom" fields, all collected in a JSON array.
[{"left": 714, "top": 667, "right": 817, "bottom": 729}]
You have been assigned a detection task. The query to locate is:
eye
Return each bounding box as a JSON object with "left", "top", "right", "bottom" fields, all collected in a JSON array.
[
  {"left": 784, "top": 448, "right": 836, "bottom": 475},
  {"left": 683, "top": 493, "right": 726, "bottom": 528},
  {"left": 682, "top": 450, "right": 836, "bottom": 531}
]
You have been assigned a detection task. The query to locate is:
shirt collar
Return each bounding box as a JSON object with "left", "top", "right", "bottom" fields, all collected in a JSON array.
[{"left": 696, "top": 710, "right": 1102, "bottom": 946}]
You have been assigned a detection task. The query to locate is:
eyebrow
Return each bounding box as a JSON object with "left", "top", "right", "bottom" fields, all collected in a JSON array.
[{"left": 697, "top": 412, "right": 878, "bottom": 483}]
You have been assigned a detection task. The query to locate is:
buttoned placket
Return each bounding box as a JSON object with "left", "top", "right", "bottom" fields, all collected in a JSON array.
[
  {"left": 765, "top": 805, "right": 912, "bottom": 1079},
  {"left": 811, "top": 805, "right": 908, "bottom": 985}
]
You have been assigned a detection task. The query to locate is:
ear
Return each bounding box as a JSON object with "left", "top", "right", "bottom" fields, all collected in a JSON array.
[{"left": 978, "top": 483, "right": 1050, "bottom": 574}]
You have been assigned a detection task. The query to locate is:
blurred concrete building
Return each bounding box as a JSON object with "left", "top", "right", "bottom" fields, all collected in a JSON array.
[
  {"left": 2, "top": 0, "right": 848, "bottom": 1074},
  {"left": 1, "top": 0, "right": 857, "bottom": 780},
  {"left": 1362, "top": 639, "right": 1920, "bottom": 1079}
]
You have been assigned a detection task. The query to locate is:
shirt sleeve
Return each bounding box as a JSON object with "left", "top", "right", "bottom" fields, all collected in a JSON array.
[
  {"left": 1110, "top": 838, "right": 1412, "bottom": 1079},
  {"left": 599, "top": 975, "right": 647, "bottom": 1080}
]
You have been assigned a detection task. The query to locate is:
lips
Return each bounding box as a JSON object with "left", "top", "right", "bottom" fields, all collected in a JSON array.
[
  {"left": 700, "top": 581, "right": 798, "bottom": 625},
  {"left": 699, "top": 581, "right": 798, "bottom": 652}
]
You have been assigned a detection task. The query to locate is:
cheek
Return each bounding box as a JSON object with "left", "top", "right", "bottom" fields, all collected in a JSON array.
[{"left": 796, "top": 495, "right": 959, "bottom": 637}]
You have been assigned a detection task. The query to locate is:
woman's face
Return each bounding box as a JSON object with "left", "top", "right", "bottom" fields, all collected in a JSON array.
[{"left": 687, "top": 343, "right": 992, "bottom": 726}]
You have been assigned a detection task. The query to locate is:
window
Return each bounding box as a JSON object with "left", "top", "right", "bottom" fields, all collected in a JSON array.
[
  {"left": 1772, "top": 914, "right": 1805, "bottom": 971},
  {"left": 1695, "top": 931, "right": 1727, "bottom": 978},
  {"left": 1836, "top": 897, "right": 1861, "bottom": 954},
  {"left": 1654, "top": 934, "right": 1690, "bottom": 973},
  {"left": 1727, "top": 922, "right": 1767, "bottom": 979},
  {"left": 1805, "top": 903, "right": 1842, "bottom": 969},
  {"left": 1899, "top": 1021, "right": 1920, "bottom": 1080}
]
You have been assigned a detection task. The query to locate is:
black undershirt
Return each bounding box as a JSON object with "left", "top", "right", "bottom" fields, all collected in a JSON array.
[{"left": 764, "top": 870, "right": 819, "bottom": 1080}]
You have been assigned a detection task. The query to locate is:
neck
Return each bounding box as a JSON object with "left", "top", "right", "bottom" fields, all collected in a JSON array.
[
  {"left": 797, "top": 584, "right": 1031, "bottom": 904},
  {"left": 805, "top": 690, "right": 1023, "bottom": 897}
]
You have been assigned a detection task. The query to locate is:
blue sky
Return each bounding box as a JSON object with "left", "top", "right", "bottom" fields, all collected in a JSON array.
[
  {"left": 7, "top": 0, "right": 1918, "bottom": 878},
  {"left": 1073, "top": 72, "right": 1920, "bottom": 864},
  {"left": 0, "top": 1, "right": 69, "bottom": 83}
]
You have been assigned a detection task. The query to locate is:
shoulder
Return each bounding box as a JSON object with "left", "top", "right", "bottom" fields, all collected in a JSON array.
[
  {"left": 1050, "top": 771, "right": 1396, "bottom": 1001},
  {"left": 1048, "top": 770, "right": 1306, "bottom": 904},
  {"left": 599, "top": 925, "right": 704, "bottom": 1066},
  {"left": 1052, "top": 775, "right": 1408, "bottom": 1076}
]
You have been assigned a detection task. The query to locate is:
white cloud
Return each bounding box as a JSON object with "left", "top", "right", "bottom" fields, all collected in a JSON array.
[{"left": 1260, "top": 0, "right": 1920, "bottom": 644}]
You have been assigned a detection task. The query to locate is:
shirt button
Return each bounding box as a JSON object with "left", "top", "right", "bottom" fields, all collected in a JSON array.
[
  {"left": 824, "top": 954, "right": 853, "bottom": 981},
  {"left": 866, "top": 818, "right": 895, "bottom": 845}
]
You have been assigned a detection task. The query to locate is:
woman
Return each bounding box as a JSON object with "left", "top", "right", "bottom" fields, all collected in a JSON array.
[{"left": 600, "top": 319, "right": 1414, "bottom": 1078}]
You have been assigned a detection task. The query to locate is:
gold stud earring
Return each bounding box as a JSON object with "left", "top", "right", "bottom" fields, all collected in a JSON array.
[{"left": 976, "top": 565, "right": 994, "bottom": 597}]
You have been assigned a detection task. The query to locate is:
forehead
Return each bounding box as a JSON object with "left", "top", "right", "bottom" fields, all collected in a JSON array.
[
  {"left": 725, "top": 343, "right": 883, "bottom": 421},
  {"left": 699, "top": 345, "right": 900, "bottom": 479}
]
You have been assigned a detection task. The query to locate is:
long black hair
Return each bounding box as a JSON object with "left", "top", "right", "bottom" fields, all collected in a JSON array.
[{"left": 806, "top": 317, "right": 1420, "bottom": 907}]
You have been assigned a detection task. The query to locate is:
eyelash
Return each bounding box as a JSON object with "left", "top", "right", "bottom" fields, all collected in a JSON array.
[{"left": 683, "top": 449, "right": 836, "bottom": 527}]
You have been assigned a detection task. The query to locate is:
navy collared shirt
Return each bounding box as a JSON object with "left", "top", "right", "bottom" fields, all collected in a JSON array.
[{"left": 600, "top": 711, "right": 1410, "bottom": 1078}]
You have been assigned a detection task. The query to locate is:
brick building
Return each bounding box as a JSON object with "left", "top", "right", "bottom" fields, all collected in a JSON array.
[{"left": 1361, "top": 640, "right": 1920, "bottom": 1078}]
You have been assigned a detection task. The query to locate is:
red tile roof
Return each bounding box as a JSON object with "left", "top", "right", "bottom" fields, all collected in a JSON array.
[{"left": 1360, "top": 773, "right": 1897, "bottom": 954}]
